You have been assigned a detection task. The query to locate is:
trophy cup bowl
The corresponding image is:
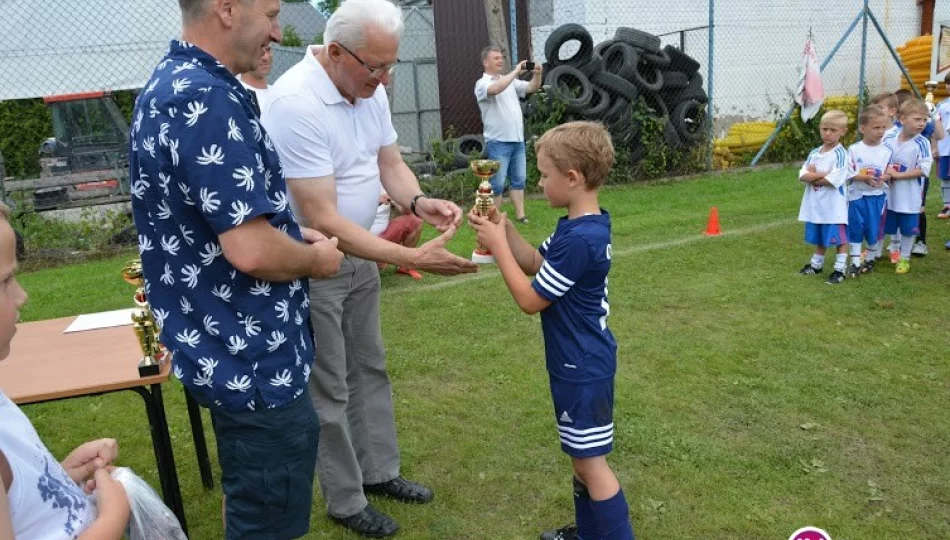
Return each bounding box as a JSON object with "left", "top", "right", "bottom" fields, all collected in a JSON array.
[
  {"left": 470, "top": 159, "right": 501, "bottom": 178},
  {"left": 121, "top": 259, "right": 143, "bottom": 287},
  {"left": 470, "top": 159, "right": 501, "bottom": 264}
]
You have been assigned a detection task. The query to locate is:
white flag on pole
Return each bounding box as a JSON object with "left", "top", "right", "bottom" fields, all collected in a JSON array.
[{"left": 795, "top": 34, "right": 825, "bottom": 122}]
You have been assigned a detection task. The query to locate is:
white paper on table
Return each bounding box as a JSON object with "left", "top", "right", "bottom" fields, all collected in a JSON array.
[{"left": 63, "top": 309, "right": 137, "bottom": 333}]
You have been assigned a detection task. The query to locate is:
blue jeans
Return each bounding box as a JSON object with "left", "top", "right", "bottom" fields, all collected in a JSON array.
[
  {"left": 485, "top": 139, "right": 527, "bottom": 195},
  {"left": 212, "top": 390, "right": 320, "bottom": 539}
]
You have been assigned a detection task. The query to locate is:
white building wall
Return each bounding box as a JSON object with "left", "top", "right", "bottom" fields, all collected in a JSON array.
[{"left": 532, "top": 0, "right": 921, "bottom": 126}]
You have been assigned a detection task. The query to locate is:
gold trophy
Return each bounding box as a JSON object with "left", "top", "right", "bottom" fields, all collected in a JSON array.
[
  {"left": 470, "top": 159, "right": 501, "bottom": 264},
  {"left": 122, "top": 259, "right": 168, "bottom": 377},
  {"left": 924, "top": 80, "right": 939, "bottom": 114}
]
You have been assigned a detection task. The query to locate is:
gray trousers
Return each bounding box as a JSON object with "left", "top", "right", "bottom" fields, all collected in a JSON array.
[{"left": 308, "top": 255, "right": 400, "bottom": 518}]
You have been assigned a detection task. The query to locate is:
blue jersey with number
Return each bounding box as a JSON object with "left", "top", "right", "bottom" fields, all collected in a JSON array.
[{"left": 532, "top": 211, "right": 616, "bottom": 382}]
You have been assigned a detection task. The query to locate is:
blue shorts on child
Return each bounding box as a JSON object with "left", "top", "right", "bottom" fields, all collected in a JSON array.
[
  {"left": 847, "top": 194, "right": 886, "bottom": 244},
  {"left": 550, "top": 376, "right": 614, "bottom": 458},
  {"left": 884, "top": 211, "right": 920, "bottom": 235},
  {"left": 938, "top": 156, "right": 950, "bottom": 180},
  {"left": 804, "top": 222, "right": 847, "bottom": 246}
]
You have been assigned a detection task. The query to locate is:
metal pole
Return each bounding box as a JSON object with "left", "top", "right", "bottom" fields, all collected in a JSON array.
[
  {"left": 751, "top": 10, "right": 863, "bottom": 166},
  {"left": 857, "top": 0, "right": 869, "bottom": 119},
  {"left": 867, "top": 8, "right": 922, "bottom": 98},
  {"left": 509, "top": 0, "right": 518, "bottom": 64},
  {"left": 706, "top": 0, "right": 714, "bottom": 170}
]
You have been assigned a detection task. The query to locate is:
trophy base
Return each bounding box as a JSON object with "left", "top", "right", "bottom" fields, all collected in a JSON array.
[
  {"left": 138, "top": 357, "right": 161, "bottom": 377},
  {"left": 472, "top": 251, "right": 496, "bottom": 264}
]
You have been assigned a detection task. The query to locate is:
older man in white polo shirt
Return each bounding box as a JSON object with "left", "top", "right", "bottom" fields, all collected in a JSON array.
[
  {"left": 263, "top": 0, "right": 477, "bottom": 537},
  {"left": 474, "top": 46, "right": 542, "bottom": 223}
]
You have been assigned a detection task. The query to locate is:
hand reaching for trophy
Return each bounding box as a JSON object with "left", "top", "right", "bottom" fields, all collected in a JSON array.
[{"left": 409, "top": 226, "right": 479, "bottom": 275}]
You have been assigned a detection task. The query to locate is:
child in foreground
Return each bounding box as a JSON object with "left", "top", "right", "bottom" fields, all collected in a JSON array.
[
  {"left": 468, "top": 121, "right": 635, "bottom": 540},
  {"left": 798, "top": 110, "right": 850, "bottom": 284},
  {"left": 0, "top": 201, "right": 131, "bottom": 539}
]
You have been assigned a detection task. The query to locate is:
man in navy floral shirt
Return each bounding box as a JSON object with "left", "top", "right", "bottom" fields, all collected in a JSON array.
[{"left": 129, "top": 0, "right": 343, "bottom": 537}]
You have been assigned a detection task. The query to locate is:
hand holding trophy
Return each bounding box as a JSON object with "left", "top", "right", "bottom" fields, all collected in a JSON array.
[
  {"left": 469, "top": 159, "right": 501, "bottom": 264},
  {"left": 121, "top": 259, "right": 169, "bottom": 377}
]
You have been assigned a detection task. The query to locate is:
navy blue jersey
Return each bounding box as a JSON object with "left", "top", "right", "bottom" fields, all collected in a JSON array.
[{"left": 532, "top": 211, "right": 616, "bottom": 382}]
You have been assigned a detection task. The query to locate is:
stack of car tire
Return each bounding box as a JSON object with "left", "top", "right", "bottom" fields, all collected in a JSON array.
[{"left": 531, "top": 24, "right": 708, "bottom": 163}]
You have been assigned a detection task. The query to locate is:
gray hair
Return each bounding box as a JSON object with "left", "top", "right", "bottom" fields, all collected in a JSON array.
[
  {"left": 481, "top": 46, "right": 501, "bottom": 63},
  {"left": 324, "top": 0, "right": 404, "bottom": 51}
]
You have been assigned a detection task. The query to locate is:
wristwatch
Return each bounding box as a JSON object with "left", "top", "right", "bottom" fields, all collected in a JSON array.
[{"left": 409, "top": 193, "right": 427, "bottom": 217}]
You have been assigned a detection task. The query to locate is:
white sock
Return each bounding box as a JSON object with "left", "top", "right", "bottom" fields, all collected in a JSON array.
[
  {"left": 849, "top": 243, "right": 863, "bottom": 266},
  {"left": 811, "top": 254, "right": 825, "bottom": 269},
  {"left": 889, "top": 233, "right": 901, "bottom": 252},
  {"left": 868, "top": 240, "right": 883, "bottom": 259},
  {"left": 900, "top": 234, "right": 916, "bottom": 260},
  {"left": 834, "top": 253, "right": 847, "bottom": 272}
]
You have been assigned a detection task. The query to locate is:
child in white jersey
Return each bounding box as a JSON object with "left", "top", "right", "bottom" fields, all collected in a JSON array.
[
  {"left": 0, "top": 202, "right": 130, "bottom": 539},
  {"left": 936, "top": 73, "right": 950, "bottom": 242},
  {"left": 798, "top": 110, "right": 851, "bottom": 284},
  {"left": 845, "top": 105, "right": 892, "bottom": 276},
  {"left": 882, "top": 99, "right": 934, "bottom": 274}
]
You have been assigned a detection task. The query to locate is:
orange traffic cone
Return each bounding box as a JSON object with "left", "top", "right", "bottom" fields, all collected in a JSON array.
[{"left": 704, "top": 207, "right": 721, "bottom": 236}]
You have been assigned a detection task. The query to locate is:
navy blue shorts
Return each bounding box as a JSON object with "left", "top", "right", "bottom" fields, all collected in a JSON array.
[
  {"left": 550, "top": 376, "right": 614, "bottom": 458},
  {"left": 884, "top": 211, "right": 920, "bottom": 236},
  {"left": 804, "top": 222, "right": 847, "bottom": 246},
  {"left": 211, "top": 391, "right": 320, "bottom": 540},
  {"left": 847, "top": 195, "right": 886, "bottom": 244},
  {"left": 938, "top": 156, "right": 950, "bottom": 180}
]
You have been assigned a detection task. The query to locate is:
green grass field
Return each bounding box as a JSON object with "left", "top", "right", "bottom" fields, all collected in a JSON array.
[{"left": 14, "top": 166, "right": 950, "bottom": 539}]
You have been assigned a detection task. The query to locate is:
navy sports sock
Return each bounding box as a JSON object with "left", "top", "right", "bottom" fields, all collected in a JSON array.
[
  {"left": 573, "top": 477, "right": 598, "bottom": 540},
  {"left": 919, "top": 213, "right": 928, "bottom": 244},
  {"left": 591, "top": 487, "right": 635, "bottom": 540}
]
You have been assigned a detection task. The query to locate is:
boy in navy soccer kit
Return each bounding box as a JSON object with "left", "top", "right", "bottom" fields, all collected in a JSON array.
[{"left": 469, "top": 121, "right": 634, "bottom": 540}]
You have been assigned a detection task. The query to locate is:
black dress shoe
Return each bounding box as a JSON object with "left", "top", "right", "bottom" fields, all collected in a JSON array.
[
  {"left": 364, "top": 476, "right": 434, "bottom": 503},
  {"left": 329, "top": 505, "right": 400, "bottom": 538}
]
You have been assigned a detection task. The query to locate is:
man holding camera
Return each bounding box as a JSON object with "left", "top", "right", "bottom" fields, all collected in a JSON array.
[{"left": 474, "top": 46, "right": 543, "bottom": 223}]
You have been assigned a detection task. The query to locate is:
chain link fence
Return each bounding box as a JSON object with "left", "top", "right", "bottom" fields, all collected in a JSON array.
[{"left": 0, "top": 0, "right": 931, "bottom": 213}]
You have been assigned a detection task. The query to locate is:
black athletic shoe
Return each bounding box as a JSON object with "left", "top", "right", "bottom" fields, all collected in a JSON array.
[
  {"left": 826, "top": 270, "right": 845, "bottom": 284},
  {"left": 540, "top": 524, "right": 579, "bottom": 540},
  {"left": 860, "top": 259, "right": 876, "bottom": 274},
  {"left": 846, "top": 264, "right": 861, "bottom": 279},
  {"left": 799, "top": 264, "right": 823, "bottom": 275},
  {"left": 330, "top": 505, "right": 400, "bottom": 538}
]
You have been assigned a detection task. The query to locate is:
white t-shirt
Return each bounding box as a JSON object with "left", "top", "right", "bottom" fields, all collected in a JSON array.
[
  {"left": 883, "top": 131, "right": 933, "bottom": 214},
  {"left": 263, "top": 46, "right": 399, "bottom": 230},
  {"left": 798, "top": 144, "right": 849, "bottom": 224},
  {"left": 474, "top": 73, "right": 528, "bottom": 142},
  {"left": 238, "top": 78, "right": 273, "bottom": 117},
  {"left": 936, "top": 97, "right": 950, "bottom": 157},
  {"left": 847, "top": 141, "right": 892, "bottom": 201},
  {"left": 0, "top": 390, "right": 95, "bottom": 539}
]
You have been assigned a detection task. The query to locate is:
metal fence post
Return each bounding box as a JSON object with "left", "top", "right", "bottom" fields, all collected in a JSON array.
[
  {"left": 706, "top": 0, "right": 715, "bottom": 170},
  {"left": 857, "top": 0, "right": 869, "bottom": 117},
  {"left": 509, "top": 0, "right": 518, "bottom": 64}
]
